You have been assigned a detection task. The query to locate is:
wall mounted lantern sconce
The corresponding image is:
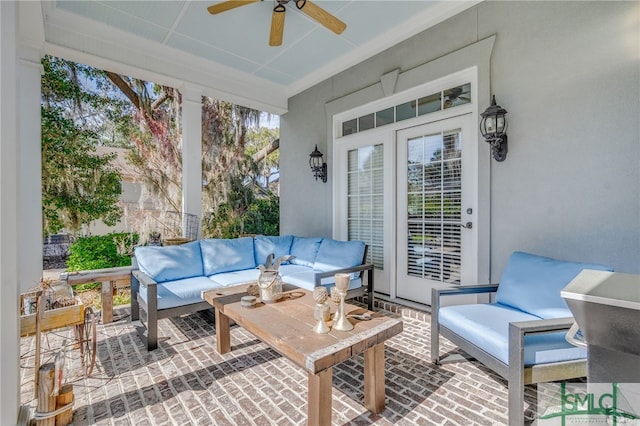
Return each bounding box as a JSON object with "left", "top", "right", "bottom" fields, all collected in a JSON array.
[
  {"left": 309, "top": 144, "right": 327, "bottom": 182},
  {"left": 480, "top": 95, "right": 508, "bottom": 162}
]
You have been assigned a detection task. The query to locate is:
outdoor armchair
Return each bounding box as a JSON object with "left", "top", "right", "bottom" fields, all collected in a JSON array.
[{"left": 431, "top": 251, "right": 613, "bottom": 425}]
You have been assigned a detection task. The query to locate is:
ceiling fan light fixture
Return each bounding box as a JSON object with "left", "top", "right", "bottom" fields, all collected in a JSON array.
[{"left": 207, "top": 0, "right": 346, "bottom": 46}]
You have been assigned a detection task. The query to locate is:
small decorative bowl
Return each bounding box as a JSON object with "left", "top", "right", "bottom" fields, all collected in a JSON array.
[{"left": 240, "top": 295, "right": 257, "bottom": 308}]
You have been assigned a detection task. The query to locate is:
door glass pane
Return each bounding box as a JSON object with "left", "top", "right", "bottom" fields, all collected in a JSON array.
[
  {"left": 348, "top": 144, "right": 384, "bottom": 269},
  {"left": 406, "top": 129, "right": 462, "bottom": 283}
]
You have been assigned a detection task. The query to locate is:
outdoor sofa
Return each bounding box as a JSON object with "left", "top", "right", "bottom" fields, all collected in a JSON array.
[
  {"left": 131, "top": 235, "right": 374, "bottom": 350},
  {"left": 431, "top": 251, "right": 613, "bottom": 425}
]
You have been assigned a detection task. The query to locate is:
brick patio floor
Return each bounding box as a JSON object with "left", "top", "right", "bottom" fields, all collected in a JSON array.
[{"left": 19, "top": 300, "right": 542, "bottom": 425}]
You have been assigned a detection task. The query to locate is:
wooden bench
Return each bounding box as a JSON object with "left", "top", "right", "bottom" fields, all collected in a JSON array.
[{"left": 60, "top": 266, "right": 132, "bottom": 323}]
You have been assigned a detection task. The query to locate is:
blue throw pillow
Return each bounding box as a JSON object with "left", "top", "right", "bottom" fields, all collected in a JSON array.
[
  {"left": 313, "top": 239, "right": 365, "bottom": 278},
  {"left": 254, "top": 235, "right": 294, "bottom": 266},
  {"left": 495, "top": 251, "right": 613, "bottom": 319},
  {"left": 134, "top": 240, "right": 203, "bottom": 283},
  {"left": 290, "top": 236, "right": 323, "bottom": 267},
  {"left": 200, "top": 237, "right": 256, "bottom": 276}
]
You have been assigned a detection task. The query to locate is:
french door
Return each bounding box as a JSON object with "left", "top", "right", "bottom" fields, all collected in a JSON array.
[
  {"left": 334, "top": 131, "right": 392, "bottom": 295},
  {"left": 396, "top": 114, "right": 476, "bottom": 305}
]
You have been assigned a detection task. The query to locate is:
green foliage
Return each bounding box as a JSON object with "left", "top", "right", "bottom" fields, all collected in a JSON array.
[
  {"left": 41, "top": 55, "right": 130, "bottom": 234},
  {"left": 66, "top": 233, "right": 138, "bottom": 271},
  {"left": 74, "top": 282, "right": 101, "bottom": 292},
  {"left": 112, "top": 290, "right": 131, "bottom": 306},
  {"left": 41, "top": 56, "right": 133, "bottom": 147},
  {"left": 42, "top": 107, "right": 123, "bottom": 234},
  {"left": 242, "top": 197, "right": 280, "bottom": 236},
  {"left": 203, "top": 195, "right": 279, "bottom": 238}
]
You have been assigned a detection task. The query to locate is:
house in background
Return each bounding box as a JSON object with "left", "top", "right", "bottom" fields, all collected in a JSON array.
[
  {"left": 89, "top": 146, "right": 180, "bottom": 239},
  {"left": 1, "top": 1, "right": 638, "bottom": 423},
  {"left": 86, "top": 146, "right": 144, "bottom": 236}
]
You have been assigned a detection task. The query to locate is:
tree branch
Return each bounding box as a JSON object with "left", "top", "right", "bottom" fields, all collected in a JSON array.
[
  {"left": 105, "top": 71, "right": 140, "bottom": 109},
  {"left": 252, "top": 138, "right": 279, "bottom": 163},
  {"left": 151, "top": 91, "right": 170, "bottom": 110}
]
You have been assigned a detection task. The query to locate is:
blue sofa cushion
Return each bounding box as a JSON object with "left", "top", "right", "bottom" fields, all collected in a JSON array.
[
  {"left": 138, "top": 276, "right": 221, "bottom": 310},
  {"left": 495, "top": 251, "right": 613, "bottom": 319},
  {"left": 209, "top": 269, "right": 260, "bottom": 287},
  {"left": 134, "top": 241, "right": 203, "bottom": 283},
  {"left": 200, "top": 237, "right": 256, "bottom": 276},
  {"left": 439, "top": 303, "right": 587, "bottom": 366},
  {"left": 313, "top": 239, "right": 365, "bottom": 279},
  {"left": 289, "top": 236, "right": 323, "bottom": 267},
  {"left": 282, "top": 270, "right": 362, "bottom": 292},
  {"left": 277, "top": 264, "right": 312, "bottom": 276},
  {"left": 254, "top": 235, "right": 294, "bottom": 266}
]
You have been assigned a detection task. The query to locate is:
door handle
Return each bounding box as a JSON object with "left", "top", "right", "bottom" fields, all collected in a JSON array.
[{"left": 459, "top": 222, "right": 472, "bottom": 229}]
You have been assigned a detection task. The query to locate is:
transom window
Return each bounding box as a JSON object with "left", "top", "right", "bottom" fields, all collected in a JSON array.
[{"left": 340, "top": 83, "right": 471, "bottom": 137}]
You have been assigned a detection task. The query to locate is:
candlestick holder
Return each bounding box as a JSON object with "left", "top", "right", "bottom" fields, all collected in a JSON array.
[
  {"left": 332, "top": 273, "right": 353, "bottom": 331},
  {"left": 312, "top": 287, "right": 330, "bottom": 334}
]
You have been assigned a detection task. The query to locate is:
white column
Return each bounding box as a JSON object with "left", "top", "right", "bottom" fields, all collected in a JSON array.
[
  {"left": 179, "top": 84, "right": 203, "bottom": 239},
  {"left": 0, "top": 1, "right": 20, "bottom": 423},
  {"left": 17, "top": 46, "right": 43, "bottom": 292}
]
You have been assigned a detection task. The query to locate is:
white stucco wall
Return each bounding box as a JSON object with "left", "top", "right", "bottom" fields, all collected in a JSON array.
[{"left": 280, "top": 1, "right": 640, "bottom": 276}]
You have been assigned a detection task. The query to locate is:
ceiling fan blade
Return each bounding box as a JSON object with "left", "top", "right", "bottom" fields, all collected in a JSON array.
[
  {"left": 269, "top": 5, "right": 286, "bottom": 47},
  {"left": 207, "top": 0, "right": 259, "bottom": 15},
  {"left": 295, "top": 0, "right": 346, "bottom": 35}
]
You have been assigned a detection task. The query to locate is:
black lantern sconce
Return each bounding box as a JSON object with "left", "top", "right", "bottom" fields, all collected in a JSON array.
[
  {"left": 309, "top": 144, "right": 327, "bottom": 182},
  {"left": 480, "top": 95, "right": 508, "bottom": 162}
]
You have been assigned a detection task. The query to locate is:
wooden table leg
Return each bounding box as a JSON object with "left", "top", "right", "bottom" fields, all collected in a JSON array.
[
  {"left": 101, "top": 280, "right": 113, "bottom": 324},
  {"left": 364, "top": 343, "right": 386, "bottom": 414},
  {"left": 308, "top": 367, "right": 332, "bottom": 426},
  {"left": 215, "top": 309, "right": 231, "bottom": 354}
]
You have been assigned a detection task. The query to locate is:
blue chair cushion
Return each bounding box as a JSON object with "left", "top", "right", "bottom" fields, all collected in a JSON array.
[
  {"left": 313, "top": 239, "right": 365, "bottom": 279},
  {"left": 200, "top": 237, "right": 256, "bottom": 276},
  {"left": 134, "top": 241, "right": 203, "bottom": 283},
  {"left": 495, "top": 251, "right": 613, "bottom": 319},
  {"left": 209, "top": 268, "right": 260, "bottom": 287},
  {"left": 254, "top": 235, "right": 294, "bottom": 266},
  {"left": 138, "top": 276, "right": 221, "bottom": 310},
  {"left": 439, "top": 303, "right": 587, "bottom": 366},
  {"left": 289, "top": 236, "right": 323, "bottom": 267}
]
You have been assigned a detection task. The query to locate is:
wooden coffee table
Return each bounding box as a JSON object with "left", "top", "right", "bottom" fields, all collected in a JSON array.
[{"left": 202, "top": 284, "right": 403, "bottom": 425}]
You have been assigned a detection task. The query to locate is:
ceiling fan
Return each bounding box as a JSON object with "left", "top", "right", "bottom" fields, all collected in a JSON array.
[{"left": 207, "top": 0, "right": 347, "bottom": 47}]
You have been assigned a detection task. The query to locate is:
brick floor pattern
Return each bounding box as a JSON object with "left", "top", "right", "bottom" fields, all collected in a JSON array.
[{"left": 19, "top": 301, "right": 543, "bottom": 425}]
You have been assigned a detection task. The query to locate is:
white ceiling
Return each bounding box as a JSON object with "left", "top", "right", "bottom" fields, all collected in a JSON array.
[{"left": 36, "top": 1, "right": 478, "bottom": 113}]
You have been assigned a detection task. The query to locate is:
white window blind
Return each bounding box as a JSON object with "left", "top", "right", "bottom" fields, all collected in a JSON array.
[
  {"left": 347, "top": 144, "right": 384, "bottom": 269},
  {"left": 406, "top": 130, "right": 462, "bottom": 283}
]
